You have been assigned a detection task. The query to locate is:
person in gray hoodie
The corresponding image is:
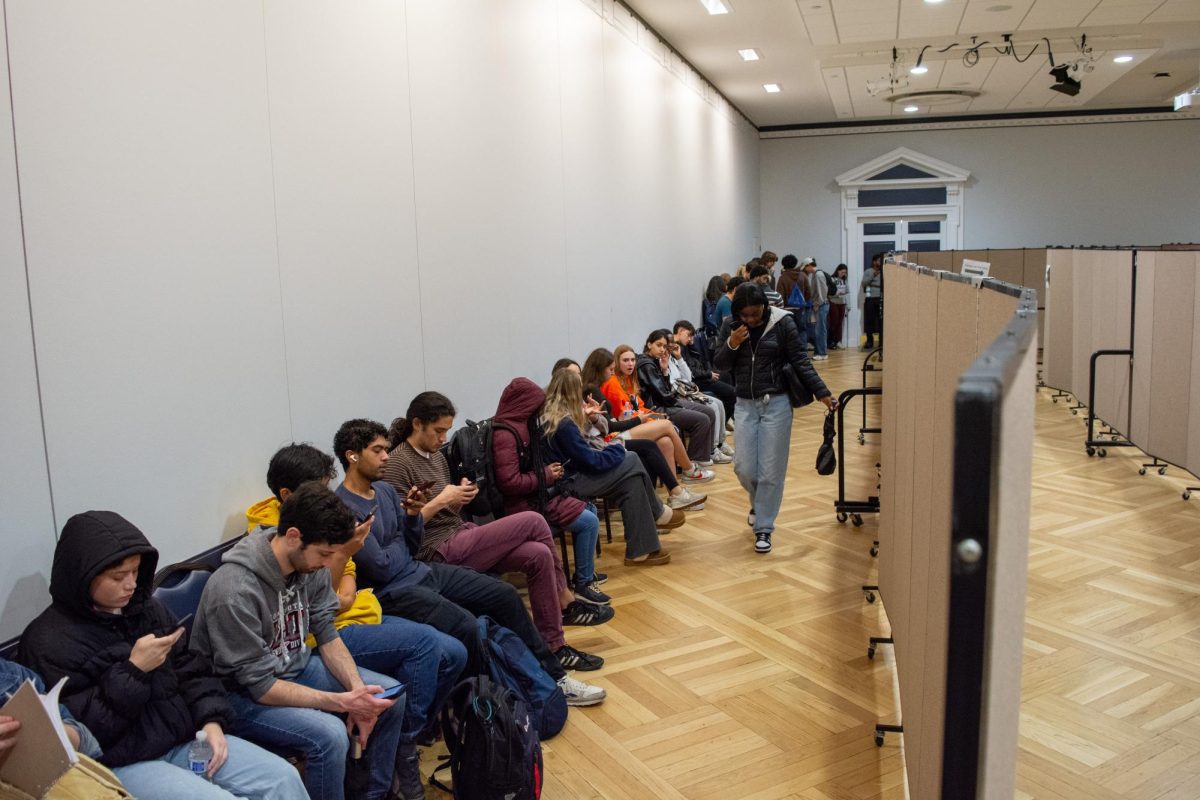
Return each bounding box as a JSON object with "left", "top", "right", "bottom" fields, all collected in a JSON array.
[{"left": 191, "top": 482, "right": 408, "bottom": 800}]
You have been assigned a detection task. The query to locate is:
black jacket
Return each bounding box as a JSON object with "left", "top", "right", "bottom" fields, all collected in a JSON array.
[
  {"left": 19, "top": 511, "right": 232, "bottom": 767},
  {"left": 683, "top": 337, "right": 715, "bottom": 381},
  {"left": 713, "top": 306, "right": 831, "bottom": 402},
  {"left": 635, "top": 354, "right": 678, "bottom": 410}
]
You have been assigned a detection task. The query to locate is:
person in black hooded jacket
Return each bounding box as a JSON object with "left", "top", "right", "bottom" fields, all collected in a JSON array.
[
  {"left": 18, "top": 511, "right": 306, "bottom": 800},
  {"left": 713, "top": 283, "right": 835, "bottom": 555}
]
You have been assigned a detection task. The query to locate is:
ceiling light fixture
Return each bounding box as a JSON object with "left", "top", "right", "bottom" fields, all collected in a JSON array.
[
  {"left": 923, "top": 0, "right": 945, "bottom": 4},
  {"left": 869, "top": 33, "right": 1096, "bottom": 99},
  {"left": 1113, "top": 55, "right": 1133, "bottom": 63},
  {"left": 763, "top": 83, "right": 781, "bottom": 93},
  {"left": 699, "top": 0, "right": 730, "bottom": 15},
  {"left": 904, "top": 105, "right": 919, "bottom": 112},
  {"left": 738, "top": 48, "right": 760, "bottom": 61}
]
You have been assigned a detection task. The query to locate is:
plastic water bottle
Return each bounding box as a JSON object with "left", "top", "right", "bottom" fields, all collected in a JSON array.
[
  {"left": 621, "top": 401, "right": 633, "bottom": 420},
  {"left": 188, "top": 730, "right": 213, "bottom": 779}
]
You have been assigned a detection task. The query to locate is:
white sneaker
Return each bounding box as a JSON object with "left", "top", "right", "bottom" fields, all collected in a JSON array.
[
  {"left": 710, "top": 450, "right": 733, "bottom": 464},
  {"left": 812, "top": 354, "right": 828, "bottom": 361},
  {"left": 681, "top": 466, "right": 715, "bottom": 483},
  {"left": 695, "top": 458, "right": 714, "bottom": 467},
  {"left": 718, "top": 442, "right": 735, "bottom": 457},
  {"left": 668, "top": 487, "right": 707, "bottom": 510},
  {"left": 558, "top": 674, "right": 606, "bottom": 706}
]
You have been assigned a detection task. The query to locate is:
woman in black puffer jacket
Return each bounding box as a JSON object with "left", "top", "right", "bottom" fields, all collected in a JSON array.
[{"left": 713, "top": 283, "right": 835, "bottom": 555}]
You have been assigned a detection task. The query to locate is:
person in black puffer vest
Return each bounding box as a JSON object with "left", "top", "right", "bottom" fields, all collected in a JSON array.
[
  {"left": 18, "top": 511, "right": 306, "bottom": 800},
  {"left": 713, "top": 283, "right": 836, "bottom": 555}
]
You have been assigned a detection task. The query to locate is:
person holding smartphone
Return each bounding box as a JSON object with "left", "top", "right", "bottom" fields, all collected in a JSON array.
[
  {"left": 18, "top": 511, "right": 307, "bottom": 800},
  {"left": 714, "top": 282, "right": 835, "bottom": 555}
]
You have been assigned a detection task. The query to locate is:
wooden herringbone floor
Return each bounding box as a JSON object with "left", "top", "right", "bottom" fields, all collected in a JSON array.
[{"left": 418, "top": 347, "right": 1200, "bottom": 799}]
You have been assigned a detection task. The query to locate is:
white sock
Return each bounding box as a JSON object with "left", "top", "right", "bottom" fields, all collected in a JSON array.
[{"left": 657, "top": 506, "right": 674, "bottom": 525}]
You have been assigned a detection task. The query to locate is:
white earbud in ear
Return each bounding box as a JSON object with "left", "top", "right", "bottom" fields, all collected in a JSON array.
[{"left": 351, "top": 456, "right": 358, "bottom": 462}]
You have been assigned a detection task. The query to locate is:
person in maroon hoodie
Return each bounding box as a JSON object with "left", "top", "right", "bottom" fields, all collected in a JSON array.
[{"left": 492, "top": 377, "right": 609, "bottom": 606}]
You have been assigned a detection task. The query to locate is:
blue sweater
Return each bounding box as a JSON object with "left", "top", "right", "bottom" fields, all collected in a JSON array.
[
  {"left": 336, "top": 482, "right": 430, "bottom": 597},
  {"left": 543, "top": 418, "right": 625, "bottom": 477}
]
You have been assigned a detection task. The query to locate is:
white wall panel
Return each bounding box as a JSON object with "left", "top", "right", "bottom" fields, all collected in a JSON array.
[
  {"left": 0, "top": 13, "right": 56, "bottom": 640},
  {"left": 8, "top": 1, "right": 290, "bottom": 560},
  {"left": 262, "top": 0, "right": 423, "bottom": 443},
  {"left": 406, "top": 0, "right": 570, "bottom": 421}
]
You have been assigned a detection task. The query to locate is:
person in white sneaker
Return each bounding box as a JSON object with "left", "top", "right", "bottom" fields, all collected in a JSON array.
[
  {"left": 599, "top": 346, "right": 714, "bottom": 484},
  {"left": 802, "top": 258, "right": 831, "bottom": 361},
  {"left": 713, "top": 283, "right": 835, "bottom": 554}
]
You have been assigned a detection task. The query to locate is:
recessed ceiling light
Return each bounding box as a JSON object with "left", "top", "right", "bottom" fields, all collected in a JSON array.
[
  {"left": 699, "top": 0, "right": 730, "bottom": 14},
  {"left": 904, "top": 104, "right": 919, "bottom": 112},
  {"left": 910, "top": 65, "right": 929, "bottom": 75},
  {"left": 764, "top": 83, "right": 781, "bottom": 93},
  {"left": 923, "top": 0, "right": 945, "bottom": 4},
  {"left": 1113, "top": 55, "right": 1134, "bottom": 64},
  {"left": 986, "top": 4, "right": 1012, "bottom": 11},
  {"left": 738, "top": 48, "right": 760, "bottom": 61}
]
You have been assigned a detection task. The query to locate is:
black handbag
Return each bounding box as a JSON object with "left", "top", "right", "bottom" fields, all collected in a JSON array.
[
  {"left": 815, "top": 410, "right": 837, "bottom": 475},
  {"left": 780, "top": 361, "right": 814, "bottom": 408}
]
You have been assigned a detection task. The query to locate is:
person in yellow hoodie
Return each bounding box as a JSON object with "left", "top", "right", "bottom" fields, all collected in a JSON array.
[{"left": 247, "top": 444, "right": 467, "bottom": 800}]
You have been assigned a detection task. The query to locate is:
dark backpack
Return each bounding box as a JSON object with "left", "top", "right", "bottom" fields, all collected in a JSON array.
[
  {"left": 431, "top": 675, "right": 543, "bottom": 800},
  {"left": 443, "top": 418, "right": 522, "bottom": 521},
  {"left": 822, "top": 269, "right": 837, "bottom": 297},
  {"left": 477, "top": 616, "right": 568, "bottom": 740}
]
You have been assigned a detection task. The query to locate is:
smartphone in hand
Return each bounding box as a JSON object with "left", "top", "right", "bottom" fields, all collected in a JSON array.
[
  {"left": 357, "top": 505, "right": 378, "bottom": 524},
  {"left": 376, "top": 683, "right": 405, "bottom": 700}
]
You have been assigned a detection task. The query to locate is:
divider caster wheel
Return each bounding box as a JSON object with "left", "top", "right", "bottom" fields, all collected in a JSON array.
[
  {"left": 870, "top": 545, "right": 879, "bottom": 557},
  {"left": 1098, "top": 449, "right": 1107, "bottom": 458},
  {"left": 867, "top": 644, "right": 877, "bottom": 660},
  {"left": 837, "top": 511, "right": 848, "bottom": 524},
  {"left": 1185, "top": 491, "right": 1192, "bottom": 501},
  {"left": 864, "top": 590, "right": 876, "bottom": 604},
  {"left": 1159, "top": 466, "right": 1168, "bottom": 475},
  {"left": 1071, "top": 409, "right": 1078, "bottom": 415},
  {"left": 1087, "top": 447, "right": 1096, "bottom": 457},
  {"left": 874, "top": 731, "right": 885, "bottom": 747},
  {"left": 851, "top": 514, "right": 864, "bottom": 527},
  {"left": 858, "top": 433, "right": 865, "bottom": 445},
  {"left": 1052, "top": 397, "right": 1058, "bottom": 403},
  {"left": 1139, "top": 467, "right": 1147, "bottom": 475}
]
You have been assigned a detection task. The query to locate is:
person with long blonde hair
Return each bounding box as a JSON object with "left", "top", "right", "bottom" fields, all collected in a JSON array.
[
  {"left": 580, "top": 348, "right": 705, "bottom": 510},
  {"left": 599, "top": 345, "right": 713, "bottom": 483},
  {"left": 541, "top": 370, "right": 678, "bottom": 566}
]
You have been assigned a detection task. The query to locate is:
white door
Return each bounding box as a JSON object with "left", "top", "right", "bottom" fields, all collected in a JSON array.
[{"left": 845, "top": 215, "right": 947, "bottom": 345}]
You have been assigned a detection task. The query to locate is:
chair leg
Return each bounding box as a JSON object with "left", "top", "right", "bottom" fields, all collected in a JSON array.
[
  {"left": 557, "top": 528, "right": 571, "bottom": 583},
  {"left": 600, "top": 499, "right": 613, "bottom": 544}
]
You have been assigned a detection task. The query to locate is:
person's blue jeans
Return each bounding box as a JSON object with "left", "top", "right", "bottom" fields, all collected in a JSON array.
[
  {"left": 565, "top": 504, "right": 600, "bottom": 585},
  {"left": 814, "top": 304, "right": 829, "bottom": 357},
  {"left": 733, "top": 392, "right": 794, "bottom": 535},
  {"left": 339, "top": 616, "right": 467, "bottom": 741},
  {"left": 225, "top": 656, "right": 405, "bottom": 800},
  {"left": 111, "top": 735, "right": 307, "bottom": 800}
]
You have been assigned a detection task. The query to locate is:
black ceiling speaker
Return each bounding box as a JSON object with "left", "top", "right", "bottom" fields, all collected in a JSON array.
[{"left": 1049, "top": 65, "right": 1081, "bottom": 96}]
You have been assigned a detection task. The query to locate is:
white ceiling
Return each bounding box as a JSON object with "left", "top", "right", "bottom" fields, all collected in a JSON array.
[{"left": 623, "top": 0, "right": 1200, "bottom": 127}]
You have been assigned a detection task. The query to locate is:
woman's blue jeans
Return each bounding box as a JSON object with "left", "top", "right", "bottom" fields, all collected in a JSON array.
[
  {"left": 565, "top": 504, "right": 600, "bottom": 585},
  {"left": 733, "top": 393, "right": 794, "bottom": 535}
]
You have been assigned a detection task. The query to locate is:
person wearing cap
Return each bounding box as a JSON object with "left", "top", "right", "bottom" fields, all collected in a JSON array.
[{"left": 802, "top": 257, "right": 830, "bottom": 360}]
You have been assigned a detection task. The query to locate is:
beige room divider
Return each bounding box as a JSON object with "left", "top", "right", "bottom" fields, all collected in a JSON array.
[
  {"left": 1131, "top": 249, "right": 1200, "bottom": 482},
  {"left": 879, "top": 261, "right": 1037, "bottom": 797}
]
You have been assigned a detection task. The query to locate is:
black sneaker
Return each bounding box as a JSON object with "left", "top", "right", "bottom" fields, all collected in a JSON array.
[
  {"left": 390, "top": 741, "right": 424, "bottom": 800},
  {"left": 555, "top": 644, "right": 604, "bottom": 671},
  {"left": 562, "top": 600, "right": 614, "bottom": 626},
  {"left": 754, "top": 532, "right": 772, "bottom": 554},
  {"left": 593, "top": 572, "right": 608, "bottom": 585},
  {"left": 573, "top": 580, "right": 612, "bottom": 605}
]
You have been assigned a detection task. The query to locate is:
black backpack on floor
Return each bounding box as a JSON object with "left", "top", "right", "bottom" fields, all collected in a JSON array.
[{"left": 430, "top": 675, "right": 543, "bottom": 800}]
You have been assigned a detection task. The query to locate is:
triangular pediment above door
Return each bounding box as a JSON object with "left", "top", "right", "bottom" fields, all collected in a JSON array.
[{"left": 836, "top": 147, "right": 970, "bottom": 188}]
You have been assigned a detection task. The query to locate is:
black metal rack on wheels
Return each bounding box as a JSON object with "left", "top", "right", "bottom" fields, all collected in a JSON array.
[
  {"left": 858, "top": 347, "right": 883, "bottom": 444},
  {"left": 1084, "top": 349, "right": 1136, "bottom": 459},
  {"left": 834, "top": 386, "right": 881, "bottom": 530}
]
